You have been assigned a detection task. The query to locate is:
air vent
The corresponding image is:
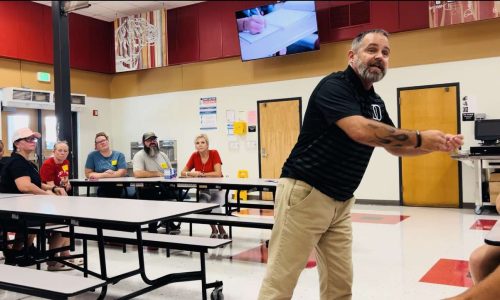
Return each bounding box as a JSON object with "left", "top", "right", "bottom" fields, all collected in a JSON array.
[
  {"left": 71, "top": 94, "right": 86, "bottom": 105},
  {"left": 330, "top": 1, "right": 371, "bottom": 29},
  {"left": 32, "top": 91, "right": 51, "bottom": 102},
  {"left": 1, "top": 87, "right": 86, "bottom": 112},
  {"left": 12, "top": 89, "right": 31, "bottom": 101}
]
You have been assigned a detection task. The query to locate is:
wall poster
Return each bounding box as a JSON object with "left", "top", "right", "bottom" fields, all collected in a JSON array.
[{"left": 200, "top": 97, "right": 217, "bottom": 130}]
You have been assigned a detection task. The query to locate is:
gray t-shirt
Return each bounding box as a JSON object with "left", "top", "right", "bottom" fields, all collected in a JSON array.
[{"left": 132, "top": 150, "right": 172, "bottom": 173}]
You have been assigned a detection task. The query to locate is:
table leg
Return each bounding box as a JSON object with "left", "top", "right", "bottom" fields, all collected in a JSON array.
[
  {"left": 237, "top": 190, "right": 241, "bottom": 212},
  {"left": 225, "top": 190, "right": 230, "bottom": 215},
  {"left": 475, "top": 159, "right": 483, "bottom": 214},
  {"left": 96, "top": 227, "right": 108, "bottom": 299}
]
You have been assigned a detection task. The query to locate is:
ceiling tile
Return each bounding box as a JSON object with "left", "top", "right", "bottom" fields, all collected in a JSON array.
[{"left": 32, "top": 1, "right": 203, "bottom": 22}]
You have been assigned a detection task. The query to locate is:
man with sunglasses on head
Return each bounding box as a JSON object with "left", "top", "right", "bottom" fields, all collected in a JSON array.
[
  {"left": 85, "top": 132, "right": 127, "bottom": 198},
  {"left": 132, "top": 132, "right": 179, "bottom": 234}
]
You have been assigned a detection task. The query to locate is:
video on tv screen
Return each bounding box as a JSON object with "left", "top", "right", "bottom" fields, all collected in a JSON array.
[{"left": 235, "top": 1, "right": 320, "bottom": 62}]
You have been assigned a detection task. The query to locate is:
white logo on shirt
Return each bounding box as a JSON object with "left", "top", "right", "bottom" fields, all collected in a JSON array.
[{"left": 371, "top": 104, "right": 382, "bottom": 121}]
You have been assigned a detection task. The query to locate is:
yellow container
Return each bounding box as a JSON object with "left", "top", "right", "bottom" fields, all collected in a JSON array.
[
  {"left": 238, "top": 170, "right": 248, "bottom": 178},
  {"left": 233, "top": 121, "right": 247, "bottom": 135},
  {"left": 233, "top": 169, "right": 248, "bottom": 200},
  {"left": 232, "top": 190, "right": 248, "bottom": 200}
]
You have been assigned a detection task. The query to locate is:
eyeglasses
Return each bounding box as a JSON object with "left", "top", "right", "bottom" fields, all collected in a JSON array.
[
  {"left": 22, "top": 137, "right": 38, "bottom": 143},
  {"left": 95, "top": 139, "right": 108, "bottom": 144},
  {"left": 144, "top": 137, "right": 158, "bottom": 143}
]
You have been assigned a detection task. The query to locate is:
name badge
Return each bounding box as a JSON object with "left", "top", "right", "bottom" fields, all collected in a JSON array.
[
  {"left": 62, "top": 165, "right": 69, "bottom": 171},
  {"left": 111, "top": 160, "right": 117, "bottom": 166},
  {"left": 161, "top": 162, "right": 168, "bottom": 169}
]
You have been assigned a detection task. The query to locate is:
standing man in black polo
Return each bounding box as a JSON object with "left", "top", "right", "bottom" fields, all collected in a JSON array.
[{"left": 258, "top": 29, "right": 464, "bottom": 300}]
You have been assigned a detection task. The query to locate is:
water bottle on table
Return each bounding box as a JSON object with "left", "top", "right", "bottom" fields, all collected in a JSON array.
[{"left": 164, "top": 168, "right": 177, "bottom": 179}]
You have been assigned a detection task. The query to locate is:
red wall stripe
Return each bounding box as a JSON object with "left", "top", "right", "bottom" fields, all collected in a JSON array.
[
  {"left": 0, "top": 1, "right": 114, "bottom": 73},
  {"left": 0, "top": 1, "right": 429, "bottom": 72}
]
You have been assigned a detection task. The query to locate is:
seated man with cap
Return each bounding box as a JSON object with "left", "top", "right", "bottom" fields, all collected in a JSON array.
[{"left": 133, "top": 132, "right": 179, "bottom": 234}]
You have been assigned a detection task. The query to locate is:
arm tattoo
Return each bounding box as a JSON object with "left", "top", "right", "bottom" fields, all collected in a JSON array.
[{"left": 367, "top": 123, "right": 410, "bottom": 147}]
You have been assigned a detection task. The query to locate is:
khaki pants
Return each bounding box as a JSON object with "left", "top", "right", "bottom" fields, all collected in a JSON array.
[{"left": 258, "top": 178, "right": 355, "bottom": 300}]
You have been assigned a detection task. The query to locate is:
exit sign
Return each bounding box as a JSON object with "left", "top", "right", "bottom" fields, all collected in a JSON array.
[{"left": 37, "top": 72, "right": 51, "bottom": 82}]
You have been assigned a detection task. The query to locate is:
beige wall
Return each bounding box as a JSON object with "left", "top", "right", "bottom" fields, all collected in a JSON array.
[{"left": 108, "top": 56, "right": 500, "bottom": 204}]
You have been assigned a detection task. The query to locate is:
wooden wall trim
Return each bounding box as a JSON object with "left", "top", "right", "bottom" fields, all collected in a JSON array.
[{"left": 0, "top": 58, "right": 112, "bottom": 98}]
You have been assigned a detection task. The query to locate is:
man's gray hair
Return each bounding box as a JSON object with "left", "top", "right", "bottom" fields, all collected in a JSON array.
[{"left": 351, "top": 29, "right": 389, "bottom": 53}]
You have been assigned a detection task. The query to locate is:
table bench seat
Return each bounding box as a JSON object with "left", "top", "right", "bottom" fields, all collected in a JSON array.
[
  {"left": 53, "top": 226, "right": 231, "bottom": 251},
  {"left": 226, "top": 199, "right": 274, "bottom": 210},
  {"left": 52, "top": 226, "right": 228, "bottom": 299},
  {"left": 176, "top": 213, "right": 274, "bottom": 230},
  {"left": 0, "top": 264, "right": 105, "bottom": 299}
]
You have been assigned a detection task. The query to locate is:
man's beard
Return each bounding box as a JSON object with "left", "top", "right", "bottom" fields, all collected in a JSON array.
[
  {"left": 144, "top": 144, "right": 159, "bottom": 157},
  {"left": 354, "top": 57, "right": 386, "bottom": 83}
]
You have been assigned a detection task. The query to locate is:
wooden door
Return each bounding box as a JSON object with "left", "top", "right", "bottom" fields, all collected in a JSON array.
[
  {"left": 399, "top": 84, "right": 461, "bottom": 207},
  {"left": 258, "top": 98, "right": 301, "bottom": 199}
]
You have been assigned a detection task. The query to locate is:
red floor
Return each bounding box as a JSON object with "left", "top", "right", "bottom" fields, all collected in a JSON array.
[
  {"left": 420, "top": 259, "right": 473, "bottom": 287},
  {"left": 230, "top": 211, "right": 409, "bottom": 267},
  {"left": 470, "top": 219, "right": 497, "bottom": 230}
]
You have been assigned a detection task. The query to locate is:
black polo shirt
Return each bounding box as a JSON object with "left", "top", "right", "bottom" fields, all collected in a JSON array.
[
  {"left": 281, "top": 65, "right": 394, "bottom": 201},
  {"left": 0, "top": 152, "right": 42, "bottom": 193}
]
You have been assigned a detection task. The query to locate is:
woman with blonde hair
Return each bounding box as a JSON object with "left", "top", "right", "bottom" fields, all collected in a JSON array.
[
  {"left": 41, "top": 141, "right": 71, "bottom": 192},
  {"left": 181, "top": 134, "right": 228, "bottom": 239},
  {"left": 40, "top": 140, "right": 83, "bottom": 269}
]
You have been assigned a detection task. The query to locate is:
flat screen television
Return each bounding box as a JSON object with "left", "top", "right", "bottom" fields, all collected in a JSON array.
[
  {"left": 475, "top": 119, "right": 500, "bottom": 145},
  {"left": 235, "top": 1, "right": 320, "bottom": 62}
]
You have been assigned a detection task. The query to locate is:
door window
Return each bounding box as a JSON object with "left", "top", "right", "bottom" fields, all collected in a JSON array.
[
  {"left": 7, "top": 115, "right": 29, "bottom": 151},
  {"left": 44, "top": 115, "right": 57, "bottom": 150}
]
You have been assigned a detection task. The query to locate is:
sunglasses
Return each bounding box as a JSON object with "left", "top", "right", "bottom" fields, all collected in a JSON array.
[
  {"left": 95, "top": 139, "right": 108, "bottom": 144},
  {"left": 22, "top": 137, "right": 38, "bottom": 143}
]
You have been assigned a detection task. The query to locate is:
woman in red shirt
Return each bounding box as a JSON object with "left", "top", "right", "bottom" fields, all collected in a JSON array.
[
  {"left": 181, "top": 134, "right": 228, "bottom": 239},
  {"left": 40, "top": 141, "right": 82, "bottom": 269},
  {"left": 40, "top": 141, "right": 71, "bottom": 192}
]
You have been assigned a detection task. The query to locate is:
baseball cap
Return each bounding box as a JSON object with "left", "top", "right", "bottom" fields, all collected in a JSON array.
[
  {"left": 142, "top": 132, "right": 157, "bottom": 141},
  {"left": 12, "top": 128, "right": 41, "bottom": 142}
]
